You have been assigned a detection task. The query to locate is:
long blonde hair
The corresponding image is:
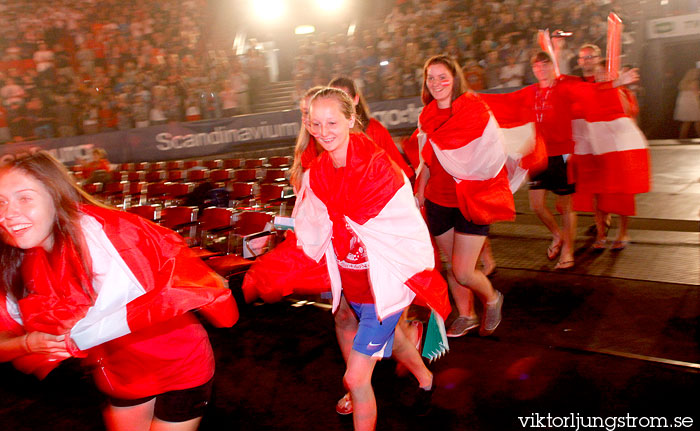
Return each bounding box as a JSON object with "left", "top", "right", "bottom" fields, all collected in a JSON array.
[{"left": 290, "top": 86, "right": 325, "bottom": 189}]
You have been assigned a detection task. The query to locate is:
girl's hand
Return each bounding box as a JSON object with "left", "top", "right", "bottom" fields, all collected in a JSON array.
[{"left": 24, "top": 332, "right": 72, "bottom": 358}]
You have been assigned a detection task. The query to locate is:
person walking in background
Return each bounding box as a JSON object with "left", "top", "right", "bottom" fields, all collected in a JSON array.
[
  {"left": 673, "top": 68, "right": 700, "bottom": 139},
  {"left": 414, "top": 55, "right": 510, "bottom": 338}
]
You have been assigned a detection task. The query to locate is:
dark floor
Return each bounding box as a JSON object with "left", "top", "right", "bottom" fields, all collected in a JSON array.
[{"left": 1, "top": 268, "right": 698, "bottom": 431}]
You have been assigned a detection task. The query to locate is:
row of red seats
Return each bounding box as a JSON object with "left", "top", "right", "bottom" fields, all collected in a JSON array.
[
  {"left": 116, "top": 155, "right": 291, "bottom": 172},
  {"left": 125, "top": 205, "right": 281, "bottom": 279}
]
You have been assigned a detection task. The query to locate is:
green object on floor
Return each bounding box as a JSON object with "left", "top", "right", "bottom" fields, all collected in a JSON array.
[{"left": 422, "top": 310, "right": 449, "bottom": 362}]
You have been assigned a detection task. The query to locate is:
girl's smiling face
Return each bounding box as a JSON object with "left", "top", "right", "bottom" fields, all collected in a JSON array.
[
  {"left": 426, "top": 63, "right": 454, "bottom": 108},
  {"left": 309, "top": 96, "right": 355, "bottom": 167},
  {"left": 0, "top": 168, "right": 57, "bottom": 251}
]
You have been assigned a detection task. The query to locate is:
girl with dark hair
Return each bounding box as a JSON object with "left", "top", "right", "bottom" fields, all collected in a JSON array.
[
  {"left": 0, "top": 151, "right": 237, "bottom": 431},
  {"left": 414, "top": 55, "right": 512, "bottom": 338}
]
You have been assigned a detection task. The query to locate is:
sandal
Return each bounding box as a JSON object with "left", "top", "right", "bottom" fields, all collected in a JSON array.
[
  {"left": 554, "top": 259, "right": 575, "bottom": 270},
  {"left": 335, "top": 393, "right": 352, "bottom": 415},
  {"left": 611, "top": 240, "right": 629, "bottom": 251},
  {"left": 592, "top": 239, "right": 607, "bottom": 251},
  {"left": 547, "top": 240, "right": 562, "bottom": 260}
]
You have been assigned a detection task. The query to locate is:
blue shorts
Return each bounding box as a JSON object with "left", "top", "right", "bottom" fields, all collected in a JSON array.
[{"left": 349, "top": 302, "right": 403, "bottom": 359}]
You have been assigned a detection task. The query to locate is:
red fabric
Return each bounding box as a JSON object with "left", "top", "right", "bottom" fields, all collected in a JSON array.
[
  {"left": 422, "top": 142, "right": 458, "bottom": 207},
  {"left": 241, "top": 231, "right": 331, "bottom": 303},
  {"left": 421, "top": 107, "right": 458, "bottom": 207},
  {"left": 300, "top": 136, "right": 320, "bottom": 170},
  {"left": 310, "top": 133, "right": 405, "bottom": 258},
  {"left": 571, "top": 149, "right": 650, "bottom": 195},
  {"left": 19, "top": 241, "right": 94, "bottom": 335},
  {"left": 80, "top": 205, "right": 238, "bottom": 330},
  {"left": 405, "top": 269, "right": 450, "bottom": 321},
  {"left": 311, "top": 132, "right": 449, "bottom": 318},
  {"left": 419, "top": 93, "right": 515, "bottom": 224},
  {"left": 400, "top": 130, "right": 420, "bottom": 170},
  {"left": 619, "top": 87, "right": 639, "bottom": 119},
  {"left": 90, "top": 313, "right": 214, "bottom": 399},
  {"left": 365, "top": 118, "right": 414, "bottom": 180},
  {"left": 9, "top": 205, "right": 236, "bottom": 390},
  {"left": 573, "top": 192, "right": 636, "bottom": 216}
]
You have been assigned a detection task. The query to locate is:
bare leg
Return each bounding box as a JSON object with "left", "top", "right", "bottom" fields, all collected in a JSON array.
[
  {"left": 104, "top": 399, "right": 156, "bottom": 431},
  {"left": 345, "top": 351, "right": 379, "bottom": 431},
  {"left": 529, "top": 189, "right": 562, "bottom": 252},
  {"left": 451, "top": 233, "right": 497, "bottom": 305},
  {"left": 391, "top": 321, "right": 433, "bottom": 389},
  {"left": 615, "top": 215, "right": 630, "bottom": 243},
  {"left": 151, "top": 417, "right": 203, "bottom": 431},
  {"left": 594, "top": 206, "right": 609, "bottom": 244},
  {"left": 479, "top": 238, "right": 496, "bottom": 276},
  {"left": 433, "top": 229, "right": 477, "bottom": 318},
  {"left": 335, "top": 295, "right": 358, "bottom": 364},
  {"left": 555, "top": 194, "right": 576, "bottom": 267}
]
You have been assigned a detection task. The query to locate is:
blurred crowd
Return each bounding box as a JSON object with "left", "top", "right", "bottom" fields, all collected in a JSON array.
[
  {"left": 0, "top": 0, "right": 259, "bottom": 143},
  {"left": 1, "top": 0, "right": 697, "bottom": 144},
  {"left": 290, "top": 0, "right": 633, "bottom": 103}
]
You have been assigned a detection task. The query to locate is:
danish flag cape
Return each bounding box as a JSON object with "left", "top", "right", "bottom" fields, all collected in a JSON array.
[
  {"left": 418, "top": 92, "right": 517, "bottom": 225},
  {"left": 570, "top": 86, "right": 650, "bottom": 196},
  {"left": 1, "top": 204, "right": 237, "bottom": 379},
  {"left": 244, "top": 134, "right": 449, "bottom": 321}
]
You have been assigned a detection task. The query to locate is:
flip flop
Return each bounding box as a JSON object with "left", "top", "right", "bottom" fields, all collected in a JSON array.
[
  {"left": 554, "top": 259, "right": 575, "bottom": 270},
  {"left": 611, "top": 240, "right": 629, "bottom": 251},
  {"left": 547, "top": 241, "right": 562, "bottom": 260},
  {"left": 592, "top": 239, "right": 607, "bottom": 251}
]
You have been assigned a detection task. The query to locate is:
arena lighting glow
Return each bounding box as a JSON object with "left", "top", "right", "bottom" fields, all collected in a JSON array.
[
  {"left": 316, "top": 0, "right": 345, "bottom": 12},
  {"left": 347, "top": 23, "right": 356, "bottom": 36},
  {"left": 252, "top": 0, "right": 286, "bottom": 21},
  {"left": 379, "top": 60, "right": 389, "bottom": 66},
  {"left": 295, "top": 25, "right": 316, "bottom": 35}
]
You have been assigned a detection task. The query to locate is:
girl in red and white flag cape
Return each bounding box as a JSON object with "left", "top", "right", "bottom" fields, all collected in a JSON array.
[
  {"left": 294, "top": 88, "right": 448, "bottom": 430},
  {"left": 414, "top": 55, "right": 510, "bottom": 339},
  {"left": 0, "top": 152, "right": 237, "bottom": 431}
]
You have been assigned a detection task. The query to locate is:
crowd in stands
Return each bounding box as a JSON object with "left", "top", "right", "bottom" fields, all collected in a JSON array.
[
  {"left": 1, "top": 0, "right": 698, "bottom": 144},
  {"left": 0, "top": 0, "right": 257, "bottom": 143}
]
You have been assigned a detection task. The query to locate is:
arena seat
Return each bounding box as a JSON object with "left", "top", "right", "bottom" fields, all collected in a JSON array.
[
  {"left": 126, "top": 204, "right": 161, "bottom": 222},
  {"left": 244, "top": 158, "right": 265, "bottom": 168},
  {"left": 233, "top": 168, "right": 257, "bottom": 182},
  {"left": 268, "top": 156, "right": 291, "bottom": 167}
]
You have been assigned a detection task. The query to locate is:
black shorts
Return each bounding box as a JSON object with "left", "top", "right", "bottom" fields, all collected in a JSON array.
[
  {"left": 528, "top": 155, "right": 576, "bottom": 195},
  {"left": 424, "top": 199, "right": 490, "bottom": 237},
  {"left": 109, "top": 378, "right": 213, "bottom": 423}
]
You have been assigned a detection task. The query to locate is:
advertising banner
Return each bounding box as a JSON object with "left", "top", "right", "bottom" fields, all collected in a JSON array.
[{"left": 0, "top": 97, "right": 425, "bottom": 165}]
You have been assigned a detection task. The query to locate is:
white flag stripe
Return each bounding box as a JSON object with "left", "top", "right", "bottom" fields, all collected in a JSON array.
[
  {"left": 70, "top": 215, "right": 146, "bottom": 350},
  {"left": 431, "top": 115, "right": 507, "bottom": 181},
  {"left": 501, "top": 123, "right": 536, "bottom": 158},
  {"left": 574, "top": 117, "right": 648, "bottom": 155}
]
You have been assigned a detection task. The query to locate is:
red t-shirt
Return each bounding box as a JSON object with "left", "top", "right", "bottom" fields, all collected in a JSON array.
[
  {"left": 328, "top": 166, "right": 373, "bottom": 304},
  {"left": 334, "top": 220, "right": 373, "bottom": 304},
  {"left": 89, "top": 313, "right": 215, "bottom": 399},
  {"left": 424, "top": 107, "right": 458, "bottom": 207}
]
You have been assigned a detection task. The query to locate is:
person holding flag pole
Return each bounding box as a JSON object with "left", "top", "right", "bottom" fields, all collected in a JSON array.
[{"left": 570, "top": 13, "right": 651, "bottom": 251}]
